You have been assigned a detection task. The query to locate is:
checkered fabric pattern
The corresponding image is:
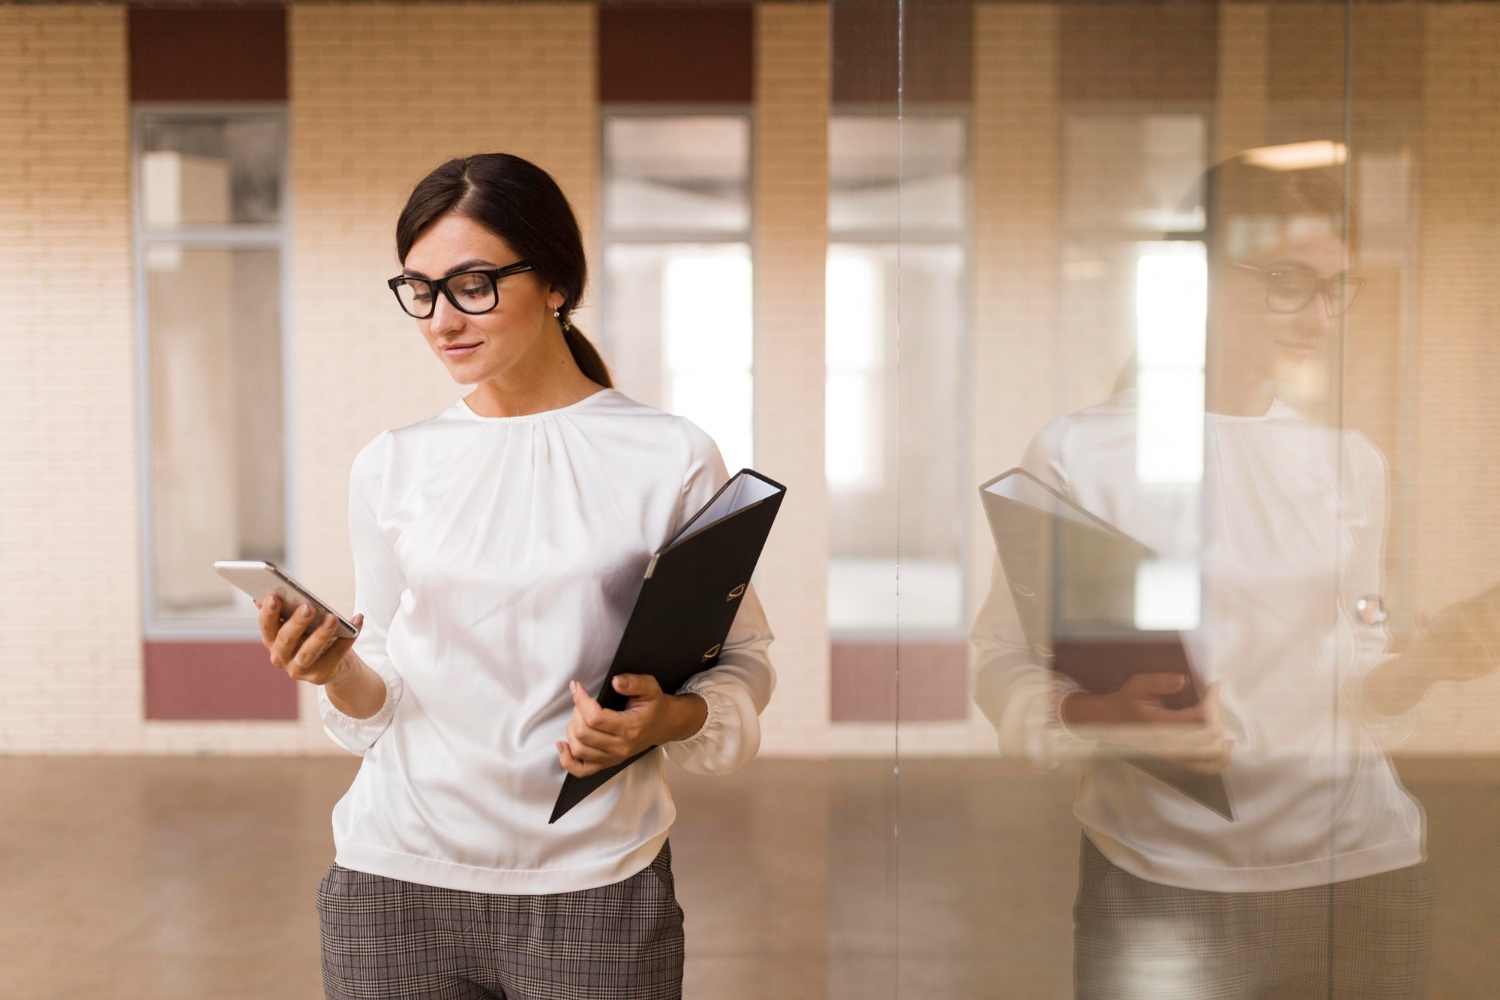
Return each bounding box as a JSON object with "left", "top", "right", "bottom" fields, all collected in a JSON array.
[
  {"left": 1074, "top": 835, "right": 1433, "bottom": 1000},
  {"left": 316, "top": 843, "right": 684, "bottom": 999}
]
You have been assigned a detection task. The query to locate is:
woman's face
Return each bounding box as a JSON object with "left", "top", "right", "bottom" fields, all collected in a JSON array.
[
  {"left": 401, "top": 213, "right": 563, "bottom": 385},
  {"left": 1210, "top": 217, "right": 1350, "bottom": 384}
]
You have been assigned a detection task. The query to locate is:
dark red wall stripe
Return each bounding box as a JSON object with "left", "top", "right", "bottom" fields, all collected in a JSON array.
[
  {"left": 830, "top": 641, "right": 970, "bottom": 723},
  {"left": 833, "top": 3, "right": 973, "bottom": 106},
  {"left": 600, "top": 5, "right": 754, "bottom": 104},
  {"left": 145, "top": 642, "right": 298, "bottom": 721},
  {"left": 129, "top": 6, "right": 288, "bottom": 102}
]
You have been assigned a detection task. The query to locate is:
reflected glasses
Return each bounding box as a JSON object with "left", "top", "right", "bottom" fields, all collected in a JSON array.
[
  {"left": 387, "top": 261, "right": 533, "bottom": 319},
  {"left": 1230, "top": 262, "right": 1366, "bottom": 318}
]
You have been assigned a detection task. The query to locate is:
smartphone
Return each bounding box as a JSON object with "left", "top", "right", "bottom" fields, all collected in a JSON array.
[{"left": 213, "top": 560, "right": 359, "bottom": 639}]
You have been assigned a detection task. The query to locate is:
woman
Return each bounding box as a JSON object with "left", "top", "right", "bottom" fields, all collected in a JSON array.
[
  {"left": 256, "top": 153, "right": 775, "bottom": 1000},
  {"left": 973, "top": 156, "right": 1440, "bottom": 999}
]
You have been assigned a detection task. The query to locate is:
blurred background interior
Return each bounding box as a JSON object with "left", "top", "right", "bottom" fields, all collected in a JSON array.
[{"left": 3, "top": 1, "right": 1499, "bottom": 997}]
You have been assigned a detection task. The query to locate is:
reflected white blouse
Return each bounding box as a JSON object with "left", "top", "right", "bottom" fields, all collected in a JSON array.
[
  {"left": 319, "top": 389, "right": 776, "bottom": 896},
  {"left": 972, "top": 392, "right": 1424, "bottom": 893}
]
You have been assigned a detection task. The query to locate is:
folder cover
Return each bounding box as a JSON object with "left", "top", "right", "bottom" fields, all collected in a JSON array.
[
  {"left": 979, "top": 468, "right": 1234, "bottom": 820},
  {"left": 550, "top": 469, "right": 786, "bottom": 823}
]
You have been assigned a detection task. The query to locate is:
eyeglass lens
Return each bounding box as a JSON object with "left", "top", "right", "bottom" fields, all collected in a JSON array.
[
  {"left": 1265, "top": 271, "right": 1360, "bottom": 316},
  {"left": 392, "top": 272, "right": 498, "bottom": 319}
]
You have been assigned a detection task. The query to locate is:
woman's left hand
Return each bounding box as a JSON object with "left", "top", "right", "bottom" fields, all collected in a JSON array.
[{"left": 557, "top": 675, "right": 708, "bottom": 777}]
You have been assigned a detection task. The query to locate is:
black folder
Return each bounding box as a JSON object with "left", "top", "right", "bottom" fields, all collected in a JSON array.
[
  {"left": 979, "top": 468, "right": 1234, "bottom": 820},
  {"left": 550, "top": 469, "right": 786, "bottom": 823}
]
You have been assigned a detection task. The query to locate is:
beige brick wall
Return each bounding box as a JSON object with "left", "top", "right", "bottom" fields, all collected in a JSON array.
[
  {"left": 954, "top": 4, "right": 1064, "bottom": 756},
  {"left": 288, "top": 4, "right": 600, "bottom": 744},
  {"left": 0, "top": 9, "right": 331, "bottom": 755},
  {"left": 754, "top": 4, "right": 832, "bottom": 757},
  {"left": 1402, "top": 4, "right": 1500, "bottom": 753},
  {"left": 1216, "top": 2, "right": 1269, "bottom": 160},
  {"left": 0, "top": 9, "right": 141, "bottom": 751},
  {"left": 10, "top": 2, "right": 1499, "bottom": 759}
]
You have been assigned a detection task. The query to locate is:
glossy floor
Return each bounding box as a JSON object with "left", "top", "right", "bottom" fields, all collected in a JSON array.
[{"left": 0, "top": 757, "right": 1494, "bottom": 999}]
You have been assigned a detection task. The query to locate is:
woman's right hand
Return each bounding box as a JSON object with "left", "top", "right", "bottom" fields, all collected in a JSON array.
[
  {"left": 1060, "top": 674, "right": 1234, "bottom": 775},
  {"left": 257, "top": 594, "right": 364, "bottom": 687}
]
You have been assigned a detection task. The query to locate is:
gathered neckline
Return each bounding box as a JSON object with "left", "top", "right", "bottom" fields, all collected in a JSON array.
[{"left": 455, "top": 388, "right": 616, "bottom": 423}]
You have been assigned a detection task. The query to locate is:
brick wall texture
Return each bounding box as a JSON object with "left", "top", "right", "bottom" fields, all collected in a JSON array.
[
  {"left": 6, "top": 2, "right": 1500, "bottom": 755},
  {"left": 754, "top": 4, "right": 831, "bottom": 755},
  {"left": 0, "top": 9, "right": 142, "bottom": 752}
]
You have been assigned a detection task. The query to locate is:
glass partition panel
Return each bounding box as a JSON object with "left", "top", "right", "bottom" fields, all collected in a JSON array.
[
  {"left": 889, "top": 2, "right": 1500, "bottom": 998},
  {"left": 829, "top": 3, "right": 902, "bottom": 997},
  {"left": 603, "top": 115, "right": 752, "bottom": 235},
  {"left": 144, "top": 245, "right": 284, "bottom": 621},
  {"left": 600, "top": 113, "right": 755, "bottom": 472},
  {"left": 603, "top": 242, "right": 755, "bottom": 472}
]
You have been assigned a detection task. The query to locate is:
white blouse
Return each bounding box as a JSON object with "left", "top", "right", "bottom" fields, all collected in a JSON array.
[
  {"left": 319, "top": 389, "right": 776, "bottom": 895},
  {"left": 973, "top": 391, "right": 1424, "bottom": 893}
]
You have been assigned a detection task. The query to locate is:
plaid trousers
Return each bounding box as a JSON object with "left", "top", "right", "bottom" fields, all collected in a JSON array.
[
  {"left": 1074, "top": 835, "right": 1433, "bottom": 1000},
  {"left": 316, "top": 843, "right": 684, "bottom": 1000}
]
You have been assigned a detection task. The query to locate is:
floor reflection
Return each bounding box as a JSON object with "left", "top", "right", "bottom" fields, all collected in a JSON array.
[{"left": 0, "top": 757, "right": 1492, "bottom": 999}]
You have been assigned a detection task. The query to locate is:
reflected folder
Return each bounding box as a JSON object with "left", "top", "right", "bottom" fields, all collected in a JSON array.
[
  {"left": 550, "top": 469, "right": 786, "bottom": 823},
  {"left": 979, "top": 468, "right": 1234, "bottom": 820}
]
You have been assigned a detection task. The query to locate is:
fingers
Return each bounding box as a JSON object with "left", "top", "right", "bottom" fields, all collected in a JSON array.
[
  {"left": 1122, "top": 673, "right": 1188, "bottom": 698},
  {"left": 257, "top": 594, "right": 282, "bottom": 647},
  {"left": 569, "top": 680, "right": 610, "bottom": 733},
  {"left": 557, "top": 740, "right": 601, "bottom": 778},
  {"left": 269, "top": 603, "right": 318, "bottom": 668},
  {"left": 563, "top": 678, "right": 655, "bottom": 768},
  {"left": 276, "top": 611, "right": 346, "bottom": 684},
  {"left": 1175, "top": 727, "right": 1235, "bottom": 774},
  {"left": 569, "top": 681, "right": 633, "bottom": 737},
  {"left": 290, "top": 612, "right": 339, "bottom": 670},
  {"left": 1201, "top": 682, "right": 1222, "bottom": 725},
  {"left": 612, "top": 674, "right": 663, "bottom": 699}
]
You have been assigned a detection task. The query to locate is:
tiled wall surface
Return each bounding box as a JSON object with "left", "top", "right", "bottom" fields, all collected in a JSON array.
[
  {"left": 0, "top": 9, "right": 141, "bottom": 752},
  {"left": 4, "top": 2, "right": 1500, "bottom": 755},
  {"left": 1405, "top": 4, "right": 1500, "bottom": 752},
  {"left": 753, "top": 3, "right": 832, "bottom": 756}
]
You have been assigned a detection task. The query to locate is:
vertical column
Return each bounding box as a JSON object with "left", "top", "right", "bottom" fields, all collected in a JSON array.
[
  {"left": 0, "top": 9, "right": 139, "bottom": 751},
  {"left": 1217, "top": 2, "right": 1269, "bottom": 159},
  {"left": 754, "top": 4, "right": 831, "bottom": 755},
  {"left": 967, "top": 5, "right": 1061, "bottom": 621},
  {"left": 1407, "top": 4, "right": 1500, "bottom": 751}
]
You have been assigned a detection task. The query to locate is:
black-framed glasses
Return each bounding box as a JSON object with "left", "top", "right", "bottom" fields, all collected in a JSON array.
[
  {"left": 387, "top": 261, "right": 534, "bottom": 319},
  {"left": 1230, "top": 262, "right": 1366, "bottom": 318}
]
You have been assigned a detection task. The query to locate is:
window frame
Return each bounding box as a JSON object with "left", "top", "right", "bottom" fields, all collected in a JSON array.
[
  {"left": 597, "top": 105, "right": 758, "bottom": 470},
  {"left": 131, "top": 102, "right": 294, "bottom": 640},
  {"left": 598, "top": 104, "right": 756, "bottom": 250},
  {"left": 825, "top": 106, "right": 975, "bottom": 642}
]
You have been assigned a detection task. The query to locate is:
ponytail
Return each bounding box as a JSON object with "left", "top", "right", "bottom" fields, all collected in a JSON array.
[{"left": 561, "top": 320, "right": 612, "bottom": 388}]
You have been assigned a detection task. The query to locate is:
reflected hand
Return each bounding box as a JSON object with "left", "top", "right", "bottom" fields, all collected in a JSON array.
[
  {"left": 1404, "top": 583, "right": 1500, "bottom": 683},
  {"left": 557, "top": 675, "right": 708, "bottom": 778},
  {"left": 256, "top": 594, "right": 363, "bottom": 686},
  {"left": 1061, "top": 675, "right": 1234, "bottom": 775}
]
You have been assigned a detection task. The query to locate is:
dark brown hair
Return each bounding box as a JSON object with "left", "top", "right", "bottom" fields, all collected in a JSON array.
[
  {"left": 1201, "top": 155, "right": 1358, "bottom": 263},
  {"left": 395, "top": 154, "right": 612, "bottom": 387}
]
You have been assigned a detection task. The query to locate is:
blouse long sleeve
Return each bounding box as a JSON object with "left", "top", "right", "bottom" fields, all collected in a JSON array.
[
  {"left": 971, "top": 556, "right": 1098, "bottom": 766},
  {"left": 319, "top": 431, "right": 406, "bottom": 755},
  {"left": 662, "top": 425, "right": 777, "bottom": 776}
]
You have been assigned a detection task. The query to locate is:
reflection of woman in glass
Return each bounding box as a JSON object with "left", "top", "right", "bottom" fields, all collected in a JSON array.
[
  {"left": 974, "top": 157, "right": 1439, "bottom": 999},
  {"left": 254, "top": 154, "right": 774, "bottom": 999}
]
